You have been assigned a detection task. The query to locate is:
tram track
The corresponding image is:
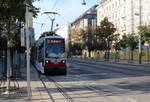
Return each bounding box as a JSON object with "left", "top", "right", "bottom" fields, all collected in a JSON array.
[
  {"left": 49, "top": 74, "right": 129, "bottom": 102},
  {"left": 47, "top": 76, "right": 74, "bottom": 102},
  {"left": 39, "top": 75, "right": 55, "bottom": 102},
  {"left": 39, "top": 74, "right": 74, "bottom": 102}
]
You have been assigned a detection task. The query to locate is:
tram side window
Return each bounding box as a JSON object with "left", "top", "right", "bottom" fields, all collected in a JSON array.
[{"left": 38, "top": 43, "right": 44, "bottom": 62}]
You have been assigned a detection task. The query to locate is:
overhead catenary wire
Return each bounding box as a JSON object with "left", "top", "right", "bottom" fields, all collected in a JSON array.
[
  {"left": 51, "top": 0, "right": 61, "bottom": 11},
  {"left": 33, "top": 22, "right": 49, "bottom": 25}
]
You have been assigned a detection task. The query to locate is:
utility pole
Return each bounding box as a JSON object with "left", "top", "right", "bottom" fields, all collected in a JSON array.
[
  {"left": 25, "top": 5, "right": 31, "bottom": 99},
  {"left": 131, "top": 0, "right": 134, "bottom": 34},
  {"left": 6, "top": 41, "right": 12, "bottom": 95},
  {"left": 51, "top": 18, "right": 55, "bottom": 31},
  {"left": 43, "top": 12, "right": 59, "bottom": 32},
  {"left": 139, "top": 0, "right": 142, "bottom": 64}
]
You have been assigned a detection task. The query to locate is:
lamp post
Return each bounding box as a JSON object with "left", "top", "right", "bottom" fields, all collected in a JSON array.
[
  {"left": 139, "top": 0, "right": 142, "bottom": 64},
  {"left": 82, "top": 0, "right": 86, "bottom": 5},
  {"left": 25, "top": 5, "right": 31, "bottom": 99},
  {"left": 135, "top": 0, "right": 142, "bottom": 64}
]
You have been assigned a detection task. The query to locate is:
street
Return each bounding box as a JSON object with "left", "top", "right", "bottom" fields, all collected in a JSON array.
[
  {"left": 39, "top": 58, "right": 150, "bottom": 102},
  {"left": 1, "top": 0, "right": 150, "bottom": 101}
]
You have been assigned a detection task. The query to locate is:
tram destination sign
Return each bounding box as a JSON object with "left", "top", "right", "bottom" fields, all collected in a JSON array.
[{"left": 47, "top": 39, "right": 62, "bottom": 43}]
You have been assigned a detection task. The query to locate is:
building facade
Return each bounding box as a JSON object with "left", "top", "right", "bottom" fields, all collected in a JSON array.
[
  {"left": 56, "top": 23, "right": 71, "bottom": 41},
  {"left": 97, "top": 0, "right": 150, "bottom": 35},
  {"left": 70, "top": 5, "right": 98, "bottom": 44}
]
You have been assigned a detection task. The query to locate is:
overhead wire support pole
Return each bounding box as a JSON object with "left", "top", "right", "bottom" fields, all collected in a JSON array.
[
  {"left": 25, "top": 5, "right": 31, "bottom": 99},
  {"left": 139, "top": 0, "right": 142, "bottom": 64},
  {"left": 43, "top": 12, "right": 60, "bottom": 32},
  {"left": 51, "top": 18, "right": 55, "bottom": 31},
  {"left": 131, "top": 0, "right": 134, "bottom": 34}
]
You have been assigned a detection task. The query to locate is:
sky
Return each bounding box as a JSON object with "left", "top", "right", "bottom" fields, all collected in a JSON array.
[{"left": 33, "top": 0, "right": 100, "bottom": 39}]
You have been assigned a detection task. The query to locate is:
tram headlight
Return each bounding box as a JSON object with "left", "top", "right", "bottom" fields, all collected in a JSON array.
[
  {"left": 45, "top": 60, "right": 50, "bottom": 63},
  {"left": 61, "top": 60, "right": 66, "bottom": 63}
]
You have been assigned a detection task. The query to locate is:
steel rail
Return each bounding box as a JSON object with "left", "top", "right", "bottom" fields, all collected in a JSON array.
[
  {"left": 47, "top": 76, "right": 74, "bottom": 102},
  {"left": 39, "top": 74, "right": 55, "bottom": 102}
]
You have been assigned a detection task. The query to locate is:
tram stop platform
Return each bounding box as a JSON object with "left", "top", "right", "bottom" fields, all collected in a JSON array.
[{"left": 0, "top": 65, "right": 51, "bottom": 102}]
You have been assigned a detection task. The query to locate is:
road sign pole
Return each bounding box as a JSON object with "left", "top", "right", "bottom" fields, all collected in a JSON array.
[{"left": 25, "top": 6, "right": 31, "bottom": 100}]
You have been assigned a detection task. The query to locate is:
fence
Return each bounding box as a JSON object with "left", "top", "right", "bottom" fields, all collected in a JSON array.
[{"left": 82, "top": 49, "right": 150, "bottom": 63}]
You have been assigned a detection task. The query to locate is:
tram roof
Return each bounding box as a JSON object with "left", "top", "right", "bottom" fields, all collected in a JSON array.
[{"left": 44, "top": 35, "right": 64, "bottom": 39}]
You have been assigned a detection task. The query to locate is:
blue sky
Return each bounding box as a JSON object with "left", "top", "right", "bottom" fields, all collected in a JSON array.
[{"left": 33, "top": 0, "right": 100, "bottom": 39}]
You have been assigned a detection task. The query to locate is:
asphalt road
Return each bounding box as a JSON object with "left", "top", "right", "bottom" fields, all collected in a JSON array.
[{"left": 44, "top": 58, "right": 150, "bottom": 102}]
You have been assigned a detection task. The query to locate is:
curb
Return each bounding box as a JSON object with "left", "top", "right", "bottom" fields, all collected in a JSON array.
[{"left": 71, "top": 58, "right": 150, "bottom": 69}]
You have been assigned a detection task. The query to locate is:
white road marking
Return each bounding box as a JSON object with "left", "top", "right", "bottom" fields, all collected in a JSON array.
[{"left": 127, "top": 98, "right": 138, "bottom": 102}]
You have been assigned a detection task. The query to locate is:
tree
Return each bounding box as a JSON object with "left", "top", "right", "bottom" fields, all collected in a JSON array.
[
  {"left": 0, "top": 0, "right": 39, "bottom": 50},
  {"left": 98, "top": 17, "right": 116, "bottom": 60},
  {"left": 138, "top": 25, "right": 150, "bottom": 43},
  {"left": 93, "top": 27, "right": 107, "bottom": 51},
  {"left": 113, "top": 34, "right": 121, "bottom": 62},
  {"left": 70, "top": 43, "right": 83, "bottom": 56},
  {"left": 81, "top": 26, "right": 96, "bottom": 57},
  {"left": 0, "top": 0, "right": 39, "bottom": 94},
  {"left": 119, "top": 34, "right": 138, "bottom": 61},
  {"left": 138, "top": 25, "right": 150, "bottom": 63},
  {"left": 127, "top": 34, "right": 138, "bottom": 61}
]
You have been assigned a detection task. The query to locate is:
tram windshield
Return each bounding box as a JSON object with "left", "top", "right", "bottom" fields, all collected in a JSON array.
[{"left": 45, "top": 38, "right": 65, "bottom": 58}]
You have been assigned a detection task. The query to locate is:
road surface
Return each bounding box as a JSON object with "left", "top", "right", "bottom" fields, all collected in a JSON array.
[{"left": 39, "top": 58, "right": 150, "bottom": 102}]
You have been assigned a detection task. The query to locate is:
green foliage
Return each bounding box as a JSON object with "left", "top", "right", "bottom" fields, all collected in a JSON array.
[
  {"left": 120, "top": 34, "right": 138, "bottom": 51},
  {"left": 119, "top": 35, "right": 128, "bottom": 49},
  {"left": 0, "top": 0, "right": 38, "bottom": 22},
  {"left": 99, "top": 17, "right": 116, "bottom": 39},
  {"left": 94, "top": 27, "right": 107, "bottom": 50},
  {"left": 79, "top": 17, "right": 117, "bottom": 58},
  {"left": 81, "top": 26, "right": 95, "bottom": 51},
  {"left": 119, "top": 34, "right": 138, "bottom": 61},
  {"left": 0, "top": 36, "right": 7, "bottom": 49},
  {"left": 97, "top": 17, "right": 116, "bottom": 50},
  {"left": 70, "top": 43, "right": 83, "bottom": 55},
  {"left": 138, "top": 25, "right": 150, "bottom": 43},
  {"left": 127, "top": 34, "right": 138, "bottom": 51},
  {"left": 0, "top": 0, "right": 39, "bottom": 50},
  {"left": 114, "top": 41, "right": 121, "bottom": 51}
]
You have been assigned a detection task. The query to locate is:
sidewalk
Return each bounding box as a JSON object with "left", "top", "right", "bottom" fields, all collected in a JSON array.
[
  {"left": 72, "top": 57, "right": 150, "bottom": 67},
  {"left": 0, "top": 65, "right": 51, "bottom": 102}
]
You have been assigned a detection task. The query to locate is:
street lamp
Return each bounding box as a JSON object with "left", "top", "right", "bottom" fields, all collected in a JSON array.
[
  {"left": 43, "top": 12, "right": 60, "bottom": 31},
  {"left": 135, "top": 0, "right": 142, "bottom": 64},
  {"left": 82, "top": 0, "right": 86, "bottom": 5},
  {"left": 25, "top": 5, "right": 31, "bottom": 99},
  {"left": 139, "top": 0, "right": 142, "bottom": 64}
]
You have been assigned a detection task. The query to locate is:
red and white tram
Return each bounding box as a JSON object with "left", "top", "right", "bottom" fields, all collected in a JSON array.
[{"left": 31, "top": 35, "right": 67, "bottom": 75}]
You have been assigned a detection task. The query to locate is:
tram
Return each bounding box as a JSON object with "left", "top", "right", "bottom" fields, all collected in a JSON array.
[{"left": 31, "top": 35, "right": 67, "bottom": 75}]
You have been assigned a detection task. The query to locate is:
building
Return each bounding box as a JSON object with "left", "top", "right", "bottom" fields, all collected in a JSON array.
[
  {"left": 97, "top": 0, "right": 150, "bottom": 35},
  {"left": 56, "top": 23, "right": 71, "bottom": 41},
  {"left": 70, "top": 5, "right": 98, "bottom": 44}
]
